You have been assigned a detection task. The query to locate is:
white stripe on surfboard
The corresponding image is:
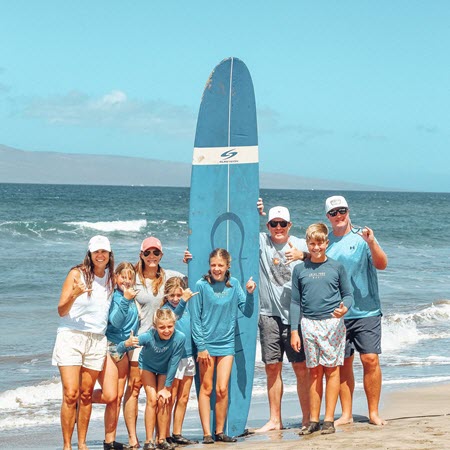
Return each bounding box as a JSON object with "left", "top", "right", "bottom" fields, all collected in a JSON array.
[
  {"left": 192, "top": 146, "right": 258, "bottom": 165},
  {"left": 227, "top": 58, "right": 234, "bottom": 251}
]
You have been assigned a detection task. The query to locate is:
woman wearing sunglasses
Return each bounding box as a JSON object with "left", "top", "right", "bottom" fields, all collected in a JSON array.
[{"left": 123, "top": 236, "right": 186, "bottom": 449}]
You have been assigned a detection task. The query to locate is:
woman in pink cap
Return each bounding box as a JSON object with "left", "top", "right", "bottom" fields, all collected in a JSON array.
[
  {"left": 123, "top": 236, "right": 186, "bottom": 449},
  {"left": 52, "top": 235, "right": 115, "bottom": 450}
]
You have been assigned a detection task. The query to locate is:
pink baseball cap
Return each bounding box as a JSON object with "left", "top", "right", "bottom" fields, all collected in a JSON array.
[{"left": 141, "top": 237, "right": 163, "bottom": 252}]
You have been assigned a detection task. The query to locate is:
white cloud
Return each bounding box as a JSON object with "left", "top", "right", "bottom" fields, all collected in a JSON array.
[{"left": 23, "top": 90, "right": 196, "bottom": 138}]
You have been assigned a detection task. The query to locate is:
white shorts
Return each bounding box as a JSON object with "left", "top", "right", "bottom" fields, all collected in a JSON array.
[
  {"left": 52, "top": 329, "right": 107, "bottom": 371},
  {"left": 129, "top": 346, "right": 142, "bottom": 363},
  {"left": 174, "top": 356, "right": 196, "bottom": 380},
  {"left": 301, "top": 317, "right": 346, "bottom": 368}
]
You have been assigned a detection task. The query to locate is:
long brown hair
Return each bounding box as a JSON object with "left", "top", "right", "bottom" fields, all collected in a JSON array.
[
  {"left": 71, "top": 250, "right": 115, "bottom": 294},
  {"left": 203, "top": 248, "right": 232, "bottom": 287},
  {"left": 135, "top": 256, "right": 166, "bottom": 296}
]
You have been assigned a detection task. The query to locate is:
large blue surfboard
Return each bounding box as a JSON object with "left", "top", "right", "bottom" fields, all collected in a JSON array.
[{"left": 188, "top": 57, "right": 259, "bottom": 437}]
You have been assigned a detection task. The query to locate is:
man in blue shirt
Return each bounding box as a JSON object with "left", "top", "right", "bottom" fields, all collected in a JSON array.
[{"left": 325, "top": 195, "right": 388, "bottom": 427}]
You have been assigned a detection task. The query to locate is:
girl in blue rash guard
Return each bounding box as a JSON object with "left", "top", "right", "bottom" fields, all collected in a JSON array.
[
  {"left": 92, "top": 262, "right": 139, "bottom": 449},
  {"left": 161, "top": 277, "right": 199, "bottom": 446},
  {"left": 117, "top": 308, "right": 186, "bottom": 450},
  {"left": 190, "top": 248, "right": 257, "bottom": 444}
]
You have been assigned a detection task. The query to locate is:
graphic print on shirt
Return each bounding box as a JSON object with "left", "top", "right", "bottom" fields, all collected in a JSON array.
[{"left": 269, "top": 249, "right": 291, "bottom": 286}]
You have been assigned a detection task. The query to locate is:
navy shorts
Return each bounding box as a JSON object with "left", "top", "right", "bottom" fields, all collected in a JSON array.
[
  {"left": 344, "top": 316, "right": 382, "bottom": 358},
  {"left": 258, "top": 315, "right": 306, "bottom": 364}
]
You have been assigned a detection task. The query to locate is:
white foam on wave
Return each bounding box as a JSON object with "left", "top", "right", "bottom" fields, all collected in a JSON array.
[
  {"left": 0, "top": 378, "right": 61, "bottom": 410},
  {"left": 382, "top": 301, "right": 450, "bottom": 352},
  {"left": 382, "top": 375, "right": 450, "bottom": 386},
  {"left": 65, "top": 219, "right": 147, "bottom": 232}
]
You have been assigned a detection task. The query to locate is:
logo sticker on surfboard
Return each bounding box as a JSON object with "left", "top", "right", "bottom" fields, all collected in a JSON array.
[{"left": 192, "top": 146, "right": 258, "bottom": 165}]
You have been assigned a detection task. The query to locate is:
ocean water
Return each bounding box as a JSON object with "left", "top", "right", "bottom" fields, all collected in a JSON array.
[{"left": 1, "top": 183, "right": 450, "bottom": 437}]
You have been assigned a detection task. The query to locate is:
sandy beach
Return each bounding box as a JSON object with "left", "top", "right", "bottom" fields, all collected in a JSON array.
[{"left": 1, "top": 383, "right": 449, "bottom": 450}]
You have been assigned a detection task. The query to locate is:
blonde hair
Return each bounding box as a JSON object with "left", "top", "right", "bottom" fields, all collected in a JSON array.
[
  {"left": 203, "top": 248, "right": 232, "bottom": 287},
  {"left": 161, "top": 276, "right": 187, "bottom": 307},
  {"left": 305, "top": 223, "right": 329, "bottom": 243},
  {"left": 153, "top": 308, "right": 176, "bottom": 327},
  {"left": 114, "top": 262, "right": 136, "bottom": 284}
]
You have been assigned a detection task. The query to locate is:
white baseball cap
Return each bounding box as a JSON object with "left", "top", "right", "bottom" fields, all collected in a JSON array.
[
  {"left": 325, "top": 196, "right": 349, "bottom": 214},
  {"left": 88, "top": 235, "right": 111, "bottom": 253},
  {"left": 268, "top": 206, "right": 290, "bottom": 223}
]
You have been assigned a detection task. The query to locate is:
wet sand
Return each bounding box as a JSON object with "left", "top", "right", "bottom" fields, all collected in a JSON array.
[{"left": 1, "top": 383, "right": 449, "bottom": 449}]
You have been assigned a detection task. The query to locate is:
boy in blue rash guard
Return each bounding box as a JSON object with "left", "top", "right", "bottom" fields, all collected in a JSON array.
[
  {"left": 190, "top": 248, "right": 257, "bottom": 445},
  {"left": 92, "top": 261, "right": 139, "bottom": 450},
  {"left": 290, "top": 223, "right": 353, "bottom": 436},
  {"left": 117, "top": 308, "right": 185, "bottom": 450},
  {"left": 160, "top": 277, "right": 199, "bottom": 446}
]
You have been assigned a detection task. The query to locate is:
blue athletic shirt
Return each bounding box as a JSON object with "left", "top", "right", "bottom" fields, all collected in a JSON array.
[
  {"left": 106, "top": 289, "right": 139, "bottom": 344},
  {"left": 162, "top": 300, "right": 193, "bottom": 358},
  {"left": 290, "top": 258, "right": 353, "bottom": 326},
  {"left": 327, "top": 231, "right": 382, "bottom": 319},
  {"left": 190, "top": 277, "right": 254, "bottom": 356},
  {"left": 117, "top": 328, "right": 185, "bottom": 387}
]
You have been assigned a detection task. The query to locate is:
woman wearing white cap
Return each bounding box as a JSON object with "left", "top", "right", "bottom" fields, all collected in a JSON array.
[
  {"left": 123, "top": 236, "right": 186, "bottom": 449},
  {"left": 52, "top": 235, "right": 115, "bottom": 450}
]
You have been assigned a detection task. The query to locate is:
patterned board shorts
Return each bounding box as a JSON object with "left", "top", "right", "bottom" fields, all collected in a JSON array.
[
  {"left": 300, "top": 317, "right": 346, "bottom": 368},
  {"left": 108, "top": 341, "right": 126, "bottom": 363}
]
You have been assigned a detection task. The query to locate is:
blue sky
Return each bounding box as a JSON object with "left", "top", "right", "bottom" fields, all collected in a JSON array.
[{"left": 1, "top": 1, "right": 449, "bottom": 192}]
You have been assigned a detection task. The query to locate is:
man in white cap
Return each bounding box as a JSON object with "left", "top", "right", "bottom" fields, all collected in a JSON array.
[
  {"left": 324, "top": 195, "right": 388, "bottom": 426},
  {"left": 256, "top": 201, "right": 310, "bottom": 432}
]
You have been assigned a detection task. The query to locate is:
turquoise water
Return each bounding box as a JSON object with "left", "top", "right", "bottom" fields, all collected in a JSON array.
[{"left": 1, "top": 183, "right": 450, "bottom": 434}]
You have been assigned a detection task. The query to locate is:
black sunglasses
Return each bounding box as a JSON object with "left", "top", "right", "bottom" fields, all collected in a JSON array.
[
  {"left": 269, "top": 220, "right": 288, "bottom": 228},
  {"left": 327, "top": 207, "right": 348, "bottom": 217},
  {"left": 143, "top": 249, "right": 162, "bottom": 257}
]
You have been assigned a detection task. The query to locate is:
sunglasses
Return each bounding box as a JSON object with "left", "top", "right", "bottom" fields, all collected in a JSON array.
[
  {"left": 327, "top": 207, "right": 348, "bottom": 217},
  {"left": 142, "top": 249, "right": 162, "bottom": 257},
  {"left": 269, "top": 220, "right": 288, "bottom": 228}
]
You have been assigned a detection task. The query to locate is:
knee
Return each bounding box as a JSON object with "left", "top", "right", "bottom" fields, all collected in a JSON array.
[
  {"left": 177, "top": 393, "right": 189, "bottom": 407},
  {"left": 103, "top": 390, "right": 118, "bottom": 404},
  {"left": 200, "top": 383, "right": 213, "bottom": 397},
  {"left": 265, "top": 363, "right": 281, "bottom": 379},
  {"left": 63, "top": 388, "right": 79, "bottom": 405},
  {"left": 215, "top": 385, "right": 229, "bottom": 400},
  {"left": 79, "top": 389, "right": 94, "bottom": 405},
  {"left": 361, "top": 354, "right": 379, "bottom": 370}
]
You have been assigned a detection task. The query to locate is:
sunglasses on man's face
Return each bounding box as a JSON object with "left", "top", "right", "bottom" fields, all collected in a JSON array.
[
  {"left": 269, "top": 220, "right": 288, "bottom": 228},
  {"left": 327, "top": 208, "right": 348, "bottom": 217},
  {"left": 142, "top": 249, "right": 162, "bottom": 257}
]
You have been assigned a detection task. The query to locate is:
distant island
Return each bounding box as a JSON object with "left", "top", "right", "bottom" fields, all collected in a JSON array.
[{"left": 0, "top": 144, "right": 384, "bottom": 191}]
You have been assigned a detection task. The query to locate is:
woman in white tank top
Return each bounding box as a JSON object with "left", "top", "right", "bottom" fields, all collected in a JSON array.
[{"left": 52, "top": 235, "right": 115, "bottom": 450}]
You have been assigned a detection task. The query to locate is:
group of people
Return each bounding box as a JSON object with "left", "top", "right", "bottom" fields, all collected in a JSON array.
[
  {"left": 52, "top": 194, "right": 387, "bottom": 450},
  {"left": 255, "top": 195, "right": 387, "bottom": 437},
  {"left": 53, "top": 236, "right": 256, "bottom": 450}
]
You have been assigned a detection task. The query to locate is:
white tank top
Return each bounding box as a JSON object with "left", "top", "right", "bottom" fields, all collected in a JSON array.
[{"left": 58, "top": 269, "right": 113, "bottom": 335}]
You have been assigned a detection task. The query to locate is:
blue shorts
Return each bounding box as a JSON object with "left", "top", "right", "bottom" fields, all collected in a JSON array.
[{"left": 344, "top": 316, "right": 382, "bottom": 358}]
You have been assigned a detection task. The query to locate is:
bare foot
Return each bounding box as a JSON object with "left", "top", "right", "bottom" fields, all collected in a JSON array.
[
  {"left": 334, "top": 415, "right": 354, "bottom": 427},
  {"left": 255, "top": 419, "right": 283, "bottom": 433},
  {"left": 77, "top": 444, "right": 89, "bottom": 450},
  {"left": 369, "top": 414, "right": 387, "bottom": 426}
]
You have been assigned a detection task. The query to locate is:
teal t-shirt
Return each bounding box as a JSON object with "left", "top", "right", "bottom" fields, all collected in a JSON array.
[{"left": 326, "top": 231, "right": 382, "bottom": 319}]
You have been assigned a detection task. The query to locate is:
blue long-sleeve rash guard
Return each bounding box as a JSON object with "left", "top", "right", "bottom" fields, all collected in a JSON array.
[
  {"left": 190, "top": 277, "right": 254, "bottom": 356},
  {"left": 117, "top": 328, "right": 185, "bottom": 387},
  {"left": 106, "top": 289, "right": 139, "bottom": 344},
  {"left": 162, "top": 300, "right": 193, "bottom": 358}
]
